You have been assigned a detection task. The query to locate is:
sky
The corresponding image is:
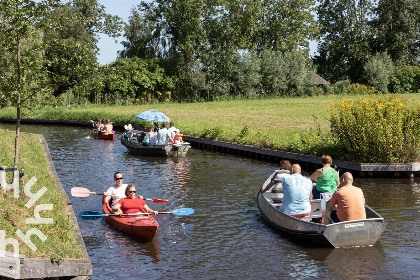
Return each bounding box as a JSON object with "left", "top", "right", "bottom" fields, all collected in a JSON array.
[
  {"left": 96, "top": 0, "right": 318, "bottom": 65},
  {"left": 97, "top": 0, "right": 139, "bottom": 65}
]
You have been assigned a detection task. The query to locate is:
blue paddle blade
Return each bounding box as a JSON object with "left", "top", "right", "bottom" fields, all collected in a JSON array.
[
  {"left": 172, "top": 208, "right": 194, "bottom": 216},
  {"left": 79, "top": 210, "right": 103, "bottom": 220}
]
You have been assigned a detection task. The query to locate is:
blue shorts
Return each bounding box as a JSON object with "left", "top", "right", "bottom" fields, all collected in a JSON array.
[
  {"left": 330, "top": 210, "right": 341, "bottom": 223},
  {"left": 312, "top": 186, "right": 322, "bottom": 199}
]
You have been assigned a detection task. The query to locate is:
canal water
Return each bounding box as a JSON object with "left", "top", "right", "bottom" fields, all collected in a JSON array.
[{"left": 1, "top": 124, "right": 419, "bottom": 279}]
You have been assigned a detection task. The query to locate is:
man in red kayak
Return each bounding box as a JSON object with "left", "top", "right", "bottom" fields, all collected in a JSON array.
[
  {"left": 103, "top": 172, "right": 128, "bottom": 207},
  {"left": 111, "top": 184, "right": 158, "bottom": 215}
]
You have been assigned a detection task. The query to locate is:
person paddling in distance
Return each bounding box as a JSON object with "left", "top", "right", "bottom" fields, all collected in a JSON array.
[
  {"left": 90, "top": 119, "right": 104, "bottom": 134},
  {"left": 103, "top": 172, "right": 128, "bottom": 207},
  {"left": 310, "top": 155, "right": 339, "bottom": 199},
  {"left": 112, "top": 184, "right": 158, "bottom": 215}
]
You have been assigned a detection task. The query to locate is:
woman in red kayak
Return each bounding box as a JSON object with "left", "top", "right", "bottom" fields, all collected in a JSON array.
[{"left": 112, "top": 184, "right": 158, "bottom": 215}]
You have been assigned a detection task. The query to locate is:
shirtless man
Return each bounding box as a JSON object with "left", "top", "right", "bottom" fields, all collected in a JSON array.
[{"left": 325, "top": 172, "right": 366, "bottom": 224}]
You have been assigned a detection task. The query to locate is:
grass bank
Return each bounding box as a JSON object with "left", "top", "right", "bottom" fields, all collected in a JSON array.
[
  {"left": 0, "top": 129, "right": 84, "bottom": 260},
  {"left": 1, "top": 93, "right": 419, "bottom": 156}
]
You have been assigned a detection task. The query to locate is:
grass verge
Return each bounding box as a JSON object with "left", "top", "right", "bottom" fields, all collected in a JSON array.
[{"left": 0, "top": 129, "right": 84, "bottom": 260}]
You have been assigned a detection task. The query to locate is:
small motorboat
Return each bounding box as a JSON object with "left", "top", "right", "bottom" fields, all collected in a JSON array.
[
  {"left": 121, "top": 132, "right": 190, "bottom": 157},
  {"left": 102, "top": 202, "right": 159, "bottom": 241},
  {"left": 257, "top": 171, "right": 386, "bottom": 248},
  {"left": 92, "top": 131, "right": 115, "bottom": 140}
]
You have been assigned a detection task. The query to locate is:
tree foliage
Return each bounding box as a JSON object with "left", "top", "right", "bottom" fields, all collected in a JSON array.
[
  {"left": 64, "top": 57, "right": 176, "bottom": 105},
  {"left": 120, "top": 0, "right": 318, "bottom": 100},
  {"left": 315, "top": 0, "right": 419, "bottom": 86},
  {"left": 44, "top": 0, "right": 123, "bottom": 96},
  {"left": 390, "top": 65, "right": 420, "bottom": 93},
  {"left": 363, "top": 52, "right": 394, "bottom": 92},
  {"left": 315, "top": 0, "right": 374, "bottom": 83},
  {"left": 371, "top": 0, "right": 420, "bottom": 64},
  {"left": 0, "top": 0, "right": 56, "bottom": 168}
]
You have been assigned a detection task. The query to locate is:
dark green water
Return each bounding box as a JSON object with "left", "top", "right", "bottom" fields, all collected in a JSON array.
[{"left": 1, "top": 124, "right": 419, "bottom": 279}]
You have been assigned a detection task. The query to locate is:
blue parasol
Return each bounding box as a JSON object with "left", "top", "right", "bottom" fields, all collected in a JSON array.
[{"left": 135, "top": 110, "right": 170, "bottom": 122}]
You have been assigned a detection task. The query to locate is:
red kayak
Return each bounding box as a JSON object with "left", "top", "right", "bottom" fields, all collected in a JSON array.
[
  {"left": 93, "top": 132, "right": 115, "bottom": 140},
  {"left": 102, "top": 202, "right": 159, "bottom": 241}
]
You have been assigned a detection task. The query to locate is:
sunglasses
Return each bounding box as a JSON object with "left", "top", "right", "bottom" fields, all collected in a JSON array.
[
  {"left": 129, "top": 191, "right": 136, "bottom": 193},
  {"left": 115, "top": 177, "right": 123, "bottom": 180}
]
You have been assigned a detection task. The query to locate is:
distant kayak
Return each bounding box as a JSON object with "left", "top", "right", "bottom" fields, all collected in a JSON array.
[{"left": 92, "top": 131, "right": 115, "bottom": 140}]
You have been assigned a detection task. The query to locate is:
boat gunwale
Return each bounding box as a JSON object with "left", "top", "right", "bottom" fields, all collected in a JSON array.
[{"left": 120, "top": 135, "right": 190, "bottom": 157}]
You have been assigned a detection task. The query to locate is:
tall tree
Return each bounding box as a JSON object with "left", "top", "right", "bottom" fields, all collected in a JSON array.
[
  {"left": 0, "top": 0, "right": 55, "bottom": 169},
  {"left": 315, "top": 0, "right": 374, "bottom": 82},
  {"left": 44, "top": 0, "right": 123, "bottom": 96},
  {"left": 120, "top": 2, "right": 170, "bottom": 59},
  {"left": 232, "top": 0, "right": 318, "bottom": 53},
  {"left": 371, "top": 0, "right": 420, "bottom": 64}
]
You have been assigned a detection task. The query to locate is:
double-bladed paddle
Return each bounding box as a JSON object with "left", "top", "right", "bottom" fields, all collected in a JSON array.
[
  {"left": 79, "top": 208, "right": 194, "bottom": 220},
  {"left": 71, "top": 187, "right": 169, "bottom": 204}
]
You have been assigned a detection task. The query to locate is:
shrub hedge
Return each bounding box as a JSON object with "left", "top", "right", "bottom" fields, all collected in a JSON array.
[{"left": 328, "top": 95, "right": 420, "bottom": 163}]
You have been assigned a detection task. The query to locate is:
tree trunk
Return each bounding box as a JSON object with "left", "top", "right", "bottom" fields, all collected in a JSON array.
[
  {"left": 14, "top": 104, "right": 21, "bottom": 170},
  {"left": 13, "top": 35, "right": 21, "bottom": 169}
]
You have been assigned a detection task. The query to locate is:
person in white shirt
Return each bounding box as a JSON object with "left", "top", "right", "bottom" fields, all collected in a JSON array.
[
  {"left": 168, "top": 122, "right": 179, "bottom": 140},
  {"left": 149, "top": 127, "right": 159, "bottom": 144},
  {"left": 103, "top": 172, "right": 128, "bottom": 207}
]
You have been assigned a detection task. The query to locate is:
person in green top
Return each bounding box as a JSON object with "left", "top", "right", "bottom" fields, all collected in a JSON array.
[{"left": 310, "top": 155, "right": 339, "bottom": 199}]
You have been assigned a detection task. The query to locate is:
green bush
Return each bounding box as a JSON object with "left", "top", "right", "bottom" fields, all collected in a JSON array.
[
  {"left": 231, "top": 52, "right": 261, "bottom": 98},
  {"left": 363, "top": 53, "right": 394, "bottom": 93},
  {"left": 65, "top": 57, "right": 175, "bottom": 105},
  {"left": 390, "top": 65, "right": 420, "bottom": 93},
  {"left": 343, "top": 83, "right": 379, "bottom": 95},
  {"left": 331, "top": 80, "right": 351, "bottom": 94},
  {"left": 328, "top": 95, "right": 420, "bottom": 163},
  {"left": 331, "top": 82, "right": 378, "bottom": 96},
  {"left": 259, "top": 49, "right": 316, "bottom": 97}
]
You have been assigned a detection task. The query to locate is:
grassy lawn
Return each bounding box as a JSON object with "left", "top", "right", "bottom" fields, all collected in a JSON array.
[
  {"left": 1, "top": 93, "right": 419, "bottom": 155},
  {"left": 0, "top": 130, "right": 84, "bottom": 260}
]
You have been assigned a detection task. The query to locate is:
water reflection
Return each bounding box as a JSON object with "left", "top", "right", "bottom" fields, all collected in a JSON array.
[
  {"left": 104, "top": 231, "right": 161, "bottom": 263},
  {"left": 306, "top": 245, "right": 386, "bottom": 279}
]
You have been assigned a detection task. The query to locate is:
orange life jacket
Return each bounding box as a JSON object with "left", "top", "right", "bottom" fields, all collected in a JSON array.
[{"left": 173, "top": 133, "right": 183, "bottom": 143}]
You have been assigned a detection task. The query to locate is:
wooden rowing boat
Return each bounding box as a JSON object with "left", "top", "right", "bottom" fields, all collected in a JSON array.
[
  {"left": 257, "top": 171, "right": 386, "bottom": 248},
  {"left": 93, "top": 131, "right": 115, "bottom": 140},
  {"left": 102, "top": 202, "right": 159, "bottom": 241},
  {"left": 121, "top": 134, "right": 190, "bottom": 157}
]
